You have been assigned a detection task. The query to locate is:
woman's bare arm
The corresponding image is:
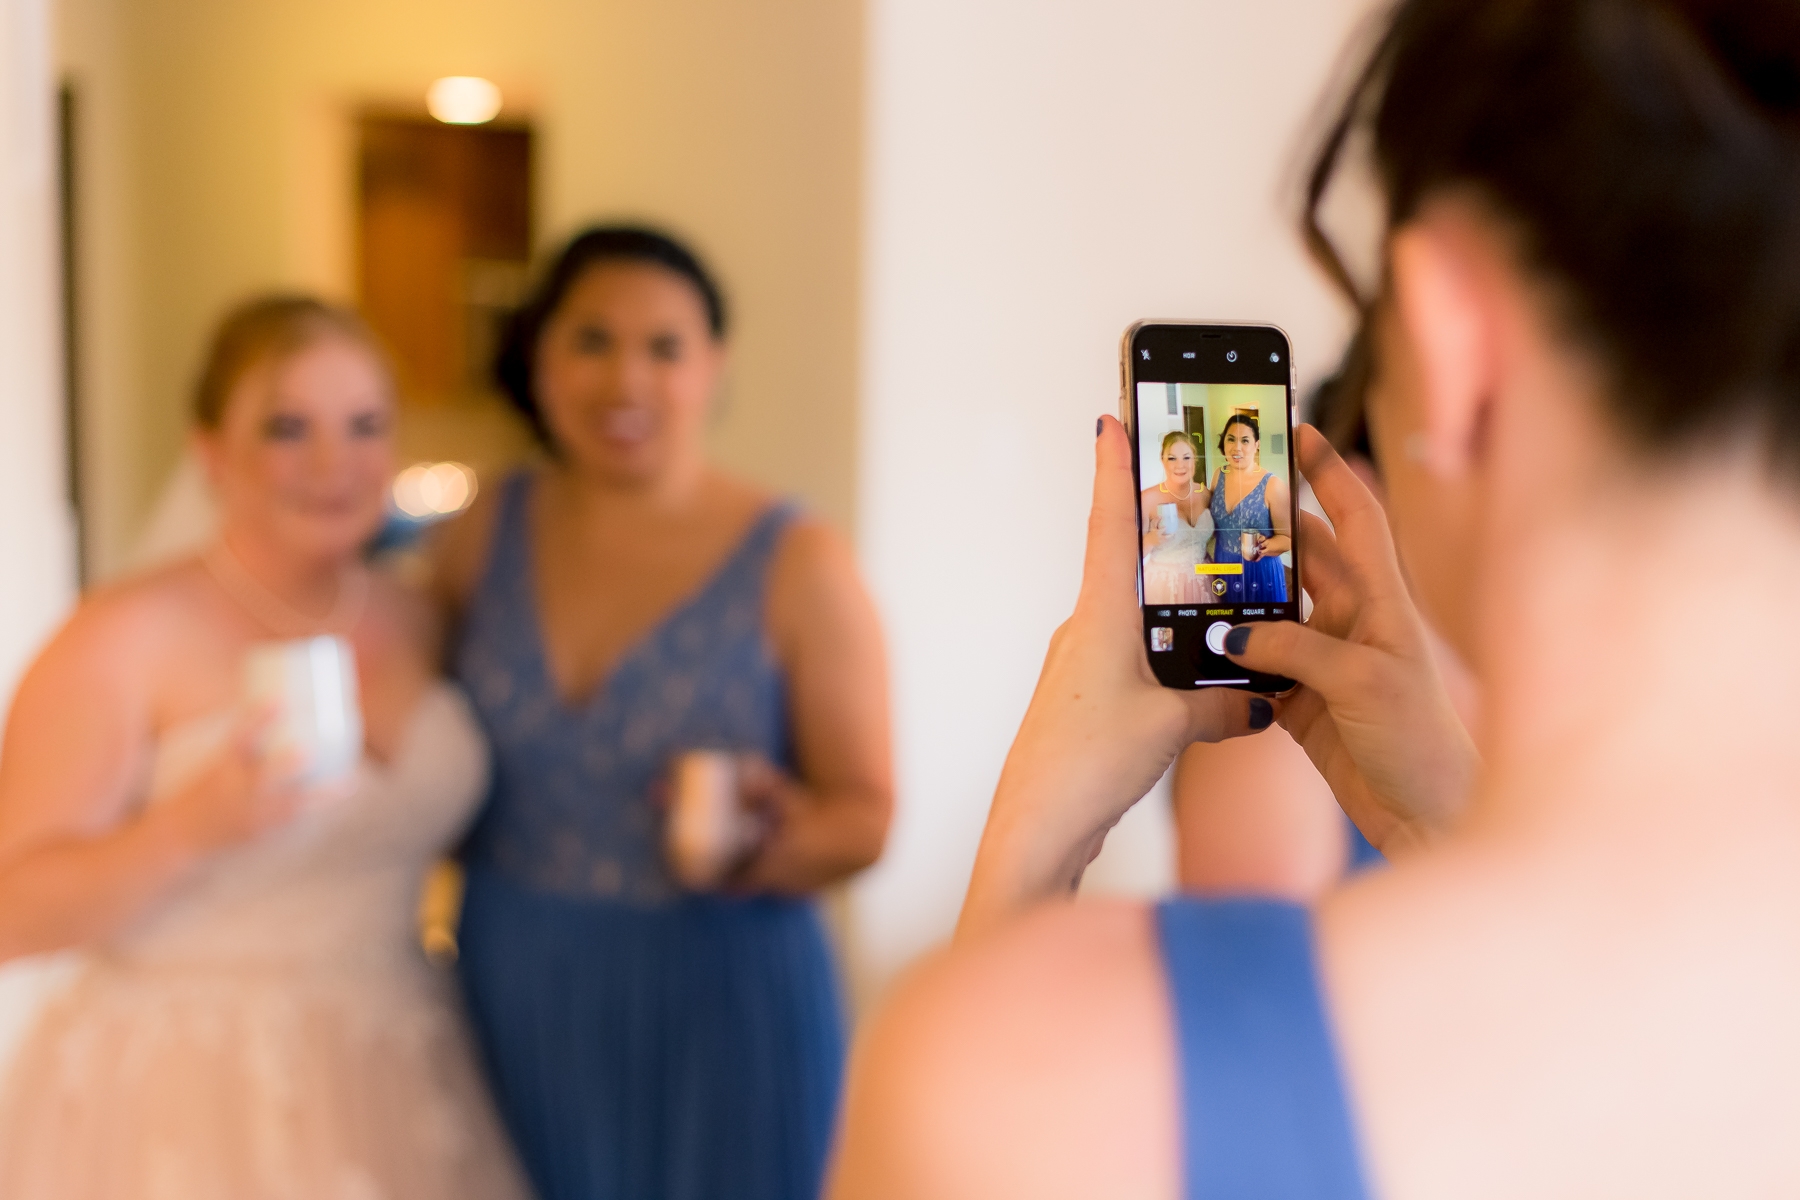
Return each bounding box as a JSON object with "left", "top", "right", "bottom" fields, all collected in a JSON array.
[
  {"left": 736, "top": 517, "right": 893, "bottom": 894},
  {"left": 0, "top": 595, "right": 298, "bottom": 963},
  {"left": 1261, "top": 473, "right": 1294, "bottom": 558}
]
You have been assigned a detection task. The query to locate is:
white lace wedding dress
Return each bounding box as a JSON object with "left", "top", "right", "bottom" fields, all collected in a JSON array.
[{"left": 0, "top": 684, "right": 531, "bottom": 1200}]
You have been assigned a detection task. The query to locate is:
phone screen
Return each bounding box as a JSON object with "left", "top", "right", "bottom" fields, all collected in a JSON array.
[{"left": 1122, "top": 322, "right": 1298, "bottom": 694}]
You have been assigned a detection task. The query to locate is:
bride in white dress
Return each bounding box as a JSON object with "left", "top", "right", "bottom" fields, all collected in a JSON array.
[
  {"left": 1139, "top": 431, "right": 1215, "bottom": 604},
  {"left": 0, "top": 296, "right": 529, "bottom": 1200}
]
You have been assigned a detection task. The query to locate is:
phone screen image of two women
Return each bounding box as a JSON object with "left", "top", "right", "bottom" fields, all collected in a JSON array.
[{"left": 1134, "top": 377, "right": 1297, "bottom": 692}]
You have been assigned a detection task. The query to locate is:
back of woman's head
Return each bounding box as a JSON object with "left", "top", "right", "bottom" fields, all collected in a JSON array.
[
  {"left": 1309, "top": 0, "right": 1800, "bottom": 466},
  {"left": 194, "top": 294, "right": 387, "bottom": 429},
  {"left": 495, "top": 224, "right": 727, "bottom": 447}
]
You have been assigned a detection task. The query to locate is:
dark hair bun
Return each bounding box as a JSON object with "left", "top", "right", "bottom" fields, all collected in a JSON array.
[{"left": 1309, "top": 0, "right": 1800, "bottom": 469}]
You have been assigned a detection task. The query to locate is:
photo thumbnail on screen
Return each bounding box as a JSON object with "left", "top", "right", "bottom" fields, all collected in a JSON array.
[{"left": 1135, "top": 381, "right": 1294, "bottom": 607}]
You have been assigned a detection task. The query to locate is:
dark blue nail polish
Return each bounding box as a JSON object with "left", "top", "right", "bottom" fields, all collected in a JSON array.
[
  {"left": 1096, "top": 417, "right": 1103, "bottom": 437},
  {"left": 1249, "top": 697, "right": 1274, "bottom": 731},
  {"left": 1224, "top": 625, "right": 1252, "bottom": 656}
]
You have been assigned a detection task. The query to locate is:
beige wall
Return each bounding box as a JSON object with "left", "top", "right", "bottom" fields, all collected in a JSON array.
[{"left": 60, "top": 0, "right": 863, "bottom": 578}]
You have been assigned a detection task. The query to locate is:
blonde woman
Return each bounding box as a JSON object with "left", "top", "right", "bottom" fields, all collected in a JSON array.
[
  {"left": 0, "top": 297, "right": 527, "bottom": 1199},
  {"left": 1139, "top": 431, "right": 1214, "bottom": 603}
]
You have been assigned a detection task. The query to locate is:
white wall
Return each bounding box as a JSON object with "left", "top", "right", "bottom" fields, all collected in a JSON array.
[
  {"left": 0, "top": 0, "right": 80, "bottom": 1067},
  {"left": 849, "top": 0, "right": 1381, "bottom": 995}
]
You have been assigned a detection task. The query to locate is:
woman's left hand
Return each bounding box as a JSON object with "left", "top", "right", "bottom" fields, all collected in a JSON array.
[
  {"left": 726, "top": 753, "right": 890, "bottom": 896},
  {"left": 957, "top": 416, "right": 1269, "bottom": 941}
]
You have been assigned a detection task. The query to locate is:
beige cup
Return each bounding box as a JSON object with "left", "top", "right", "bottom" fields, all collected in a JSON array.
[{"left": 665, "top": 750, "right": 759, "bottom": 890}]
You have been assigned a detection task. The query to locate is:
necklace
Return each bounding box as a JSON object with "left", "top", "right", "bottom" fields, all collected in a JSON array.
[
  {"left": 1158, "top": 479, "right": 1196, "bottom": 502},
  {"left": 202, "top": 540, "right": 369, "bottom": 638}
]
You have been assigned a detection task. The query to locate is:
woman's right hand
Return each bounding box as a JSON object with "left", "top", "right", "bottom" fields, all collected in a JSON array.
[
  {"left": 957, "top": 418, "right": 1265, "bottom": 940},
  {"left": 153, "top": 711, "right": 307, "bottom": 855},
  {"left": 1222, "top": 426, "right": 1478, "bottom": 855}
]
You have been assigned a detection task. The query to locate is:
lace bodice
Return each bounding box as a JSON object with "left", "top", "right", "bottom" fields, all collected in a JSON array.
[
  {"left": 1146, "top": 496, "right": 1214, "bottom": 566},
  {"left": 1210, "top": 469, "right": 1277, "bottom": 561},
  {"left": 0, "top": 683, "right": 530, "bottom": 1200},
  {"left": 454, "top": 473, "right": 797, "bottom": 906},
  {"left": 108, "top": 684, "right": 489, "bottom": 974}
]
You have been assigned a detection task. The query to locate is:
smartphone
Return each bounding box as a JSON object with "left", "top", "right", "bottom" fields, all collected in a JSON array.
[{"left": 1119, "top": 321, "right": 1299, "bottom": 694}]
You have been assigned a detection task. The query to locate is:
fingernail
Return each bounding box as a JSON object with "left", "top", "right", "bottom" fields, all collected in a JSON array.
[
  {"left": 1096, "top": 417, "right": 1103, "bottom": 437},
  {"left": 1224, "top": 625, "right": 1252, "bottom": 656},
  {"left": 1249, "top": 697, "right": 1274, "bottom": 731}
]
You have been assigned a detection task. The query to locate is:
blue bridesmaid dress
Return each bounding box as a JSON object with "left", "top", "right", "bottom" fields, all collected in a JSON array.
[
  {"left": 1210, "top": 469, "right": 1291, "bottom": 603},
  {"left": 453, "top": 475, "right": 844, "bottom": 1200}
]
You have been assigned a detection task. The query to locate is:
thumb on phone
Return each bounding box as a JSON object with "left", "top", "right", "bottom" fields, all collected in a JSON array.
[{"left": 1221, "top": 619, "right": 1377, "bottom": 703}]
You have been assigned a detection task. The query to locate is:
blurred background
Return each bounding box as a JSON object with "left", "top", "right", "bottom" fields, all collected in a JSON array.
[{"left": 0, "top": 0, "right": 1378, "bottom": 1048}]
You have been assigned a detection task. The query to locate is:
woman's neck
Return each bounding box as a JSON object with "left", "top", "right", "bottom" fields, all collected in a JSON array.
[
  {"left": 215, "top": 523, "right": 350, "bottom": 619},
  {"left": 548, "top": 453, "right": 712, "bottom": 521},
  {"left": 1471, "top": 456, "right": 1800, "bottom": 839}
]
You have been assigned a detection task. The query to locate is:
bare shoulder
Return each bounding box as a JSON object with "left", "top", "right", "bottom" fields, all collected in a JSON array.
[
  {"left": 0, "top": 560, "right": 211, "bottom": 826},
  {"left": 768, "top": 511, "right": 857, "bottom": 592},
  {"left": 427, "top": 472, "right": 514, "bottom": 612},
  {"left": 45, "top": 558, "right": 210, "bottom": 678},
  {"left": 764, "top": 511, "right": 878, "bottom": 660},
  {"left": 829, "top": 899, "right": 1178, "bottom": 1200}
]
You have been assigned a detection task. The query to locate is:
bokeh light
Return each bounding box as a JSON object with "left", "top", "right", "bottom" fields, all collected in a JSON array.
[
  {"left": 392, "top": 461, "right": 478, "bottom": 519},
  {"left": 426, "top": 76, "right": 502, "bottom": 125}
]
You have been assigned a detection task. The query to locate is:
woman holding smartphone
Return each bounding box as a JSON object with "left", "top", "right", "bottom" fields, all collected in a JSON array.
[
  {"left": 434, "top": 226, "right": 891, "bottom": 1200},
  {"left": 0, "top": 297, "right": 527, "bottom": 1199},
  {"left": 830, "top": 0, "right": 1800, "bottom": 1195}
]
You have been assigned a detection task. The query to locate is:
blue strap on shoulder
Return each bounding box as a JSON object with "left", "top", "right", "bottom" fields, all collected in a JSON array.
[{"left": 1156, "top": 897, "right": 1372, "bottom": 1200}]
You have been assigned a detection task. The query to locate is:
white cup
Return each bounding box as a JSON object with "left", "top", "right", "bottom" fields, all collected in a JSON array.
[
  {"left": 243, "top": 636, "right": 363, "bottom": 787},
  {"left": 1157, "top": 502, "right": 1180, "bottom": 538},
  {"left": 665, "top": 750, "right": 759, "bottom": 890}
]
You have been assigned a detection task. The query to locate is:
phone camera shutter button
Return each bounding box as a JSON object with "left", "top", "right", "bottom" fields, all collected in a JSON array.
[{"left": 1205, "top": 621, "right": 1232, "bottom": 656}]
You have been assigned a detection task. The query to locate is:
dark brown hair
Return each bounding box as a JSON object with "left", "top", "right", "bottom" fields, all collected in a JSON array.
[
  {"left": 1305, "top": 0, "right": 1800, "bottom": 464},
  {"left": 193, "top": 294, "right": 388, "bottom": 429},
  {"left": 495, "top": 225, "right": 727, "bottom": 448},
  {"left": 1218, "top": 412, "right": 1261, "bottom": 456}
]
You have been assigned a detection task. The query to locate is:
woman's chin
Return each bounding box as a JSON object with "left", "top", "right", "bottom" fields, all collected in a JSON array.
[
  {"left": 561, "top": 441, "right": 670, "bottom": 486},
  {"left": 268, "top": 517, "right": 381, "bottom": 565}
]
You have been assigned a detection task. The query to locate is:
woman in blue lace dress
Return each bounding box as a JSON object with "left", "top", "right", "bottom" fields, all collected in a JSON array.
[
  {"left": 1207, "top": 414, "right": 1292, "bottom": 603},
  {"left": 433, "top": 227, "right": 892, "bottom": 1200}
]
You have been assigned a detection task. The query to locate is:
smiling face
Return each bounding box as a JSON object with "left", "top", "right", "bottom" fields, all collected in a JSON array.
[
  {"left": 1222, "top": 421, "right": 1260, "bottom": 472},
  {"left": 198, "top": 334, "right": 395, "bottom": 565},
  {"left": 531, "top": 260, "right": 726, "bottom": 485},
  {"left": 1161, "top": 438, "right": 1196, "bottom": 487}
]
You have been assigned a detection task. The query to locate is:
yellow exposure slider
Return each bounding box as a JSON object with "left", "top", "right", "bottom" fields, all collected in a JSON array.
[{"left": 1196, "top": 563, "right": 1244, "bottom": 575}]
